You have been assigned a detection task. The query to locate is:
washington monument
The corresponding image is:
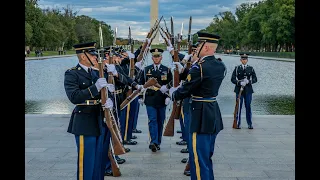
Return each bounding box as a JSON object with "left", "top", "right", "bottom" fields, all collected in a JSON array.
[{"left": 150, "top": 0, "right": 160, "bottom": 45}]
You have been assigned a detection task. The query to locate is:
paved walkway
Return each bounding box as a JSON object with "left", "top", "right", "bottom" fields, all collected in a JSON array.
[{"left": 25, "top": 114, "right": 295, "bottom": 180}]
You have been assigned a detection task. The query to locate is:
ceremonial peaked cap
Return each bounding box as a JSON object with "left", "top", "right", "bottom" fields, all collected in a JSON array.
[
  {"left": 73, "top": 42, "right": 97, "bottom": 55},
  {"left": 197, "top": 32, "right": 220, "bottom": 43},
  {"left": 150, "top": 48, "right": 164, "bottom": 56},
  {"left": 239, "top": 53, "right": 249, "bottom": 59}
]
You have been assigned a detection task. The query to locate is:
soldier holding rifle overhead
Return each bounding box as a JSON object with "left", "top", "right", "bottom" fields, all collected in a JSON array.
[
  {"left": 64, "top": 42, "right": 115, "bottom": 180},
  {"left": 169, "top": 32, "right": 227, "bottom": 180}
]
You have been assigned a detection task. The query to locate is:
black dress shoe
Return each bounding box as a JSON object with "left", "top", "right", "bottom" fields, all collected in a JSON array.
[
  {"left": 236, "top": 126, "right": 241, "bottom": 129},
  {"left": 131, "top": 135, "right": 137, "bottom": 139},
  {"left": 181, "top": 158, "right": 188, "bottom": 163},
  {"left": 117, "top": 158, "right": 126, "bottom": 164},
  {"left": 155, "top": 144, "right": 160, "bottom": 150},
  {"left": 184, "top": 170, "right": 191, "bottom": 176},
  {"left": 177, "top": 130, "right": 182, "bottom": 133},
  {"left": 180, "top": 148, "right": 188, "bottom": 153},
  {"left": 125, "top": 147, "right": 130, "bottom": 153},
  {"left": 132, "top": 129, "right": 142, "bottom": 133},
  {"left": 123, "top": 140, "right": 138, "bottom": 145},
  {"left": 176, "top": 140, "right": 187, "bottom": 145},
  {"left": 104, "top": 170, "right": 113, "bottom": 176},
  {"left": 149, "top": 144, "right": 157, "bottom": 152},
  {"left": 248, "top": 125, "right": 253, "bottom": 129}
]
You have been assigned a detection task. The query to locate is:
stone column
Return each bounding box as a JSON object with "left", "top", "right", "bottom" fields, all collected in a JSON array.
[{"left": 150, "top": 0, "right": 159, "bottom": 45}]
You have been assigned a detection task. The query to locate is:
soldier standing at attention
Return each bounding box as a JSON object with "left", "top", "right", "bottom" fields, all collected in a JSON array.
[
  {"left": 64, "top": 42, "right": 115, "bottom": 180},
  {"left": 231, "top": 53, "right": 257, "bottom": 129},
  {"left": 169, "top": 32, "right": 227, "bottom": 180},
  {"left": 139, "top": 48, "right": 173, "bottom": 152}
]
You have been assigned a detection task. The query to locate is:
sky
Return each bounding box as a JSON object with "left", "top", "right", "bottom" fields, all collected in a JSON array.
[{"left": 37, "top": 0, "right": 261, "bottom": 41}]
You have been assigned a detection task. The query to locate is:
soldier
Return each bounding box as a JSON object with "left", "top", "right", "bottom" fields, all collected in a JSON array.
[
  {"left": 231, "top": 53, "right": 257, "bottom": 129},
  {"left": 103, "top": 48, "right": 143, "bottom": 176},
  {"left": 64, "top": 42, "right": 115, "bottom": 180},
  {"left": 169, "top": 32, "right": 227, "bottom": 180},
  {"left": 139, "top": 48, "right": 173, "bottom": 152},
  {"left": 120, "top": 46, "right": 144, "bottom": 135}
]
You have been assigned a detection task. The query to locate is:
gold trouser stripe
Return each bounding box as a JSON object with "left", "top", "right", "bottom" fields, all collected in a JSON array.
[
  {"left": 79, "top": 135, "right": 84, "bottom": 180},
  {"left": 124, "top": 104, "right": 130, "bottom": 141},
  {"left": 192, "top": 132, "right": 201, "bottom": 180},
  {"left": 181, "top": 106, "right": 184, "bottom": 123}
]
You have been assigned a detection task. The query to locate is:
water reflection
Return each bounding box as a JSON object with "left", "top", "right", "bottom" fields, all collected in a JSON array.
[{"left": 25, "top": 52, "right": 295, "bottom": 114}]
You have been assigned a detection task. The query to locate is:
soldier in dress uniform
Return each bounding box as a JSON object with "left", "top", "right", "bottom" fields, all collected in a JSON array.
[
  {"left": 138, "top": 48, "right": 173, "bottom": 152},
  {"left": 169, "top": 32, "right": 227, "bottom": 180},
  {"left": 231, "top": 53, "right": 257, "bottom": 129},
  {"left": 64, "top": 41, "right": 115, "bottom": 180},
  {"left": 103, "top": 47, "right": 143, "bottom": 176},
  {"left": 120, "top": 46, "right": 144, "bottom": 135}
]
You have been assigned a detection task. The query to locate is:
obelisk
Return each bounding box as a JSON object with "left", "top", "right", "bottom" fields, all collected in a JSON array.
[{"left": 150, "top": 0, "right": 159, "bottom": 45}]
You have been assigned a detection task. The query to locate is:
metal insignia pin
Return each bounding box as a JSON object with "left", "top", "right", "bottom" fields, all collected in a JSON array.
[
  {"left": 83, "top": 82, "right": 85, "bottom": 84},
  {"left": 78, "top": 67, "right": 81, "bottom": 70}
]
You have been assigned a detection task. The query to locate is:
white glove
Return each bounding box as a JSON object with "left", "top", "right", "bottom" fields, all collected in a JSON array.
[
  {"left": 106, "top": 83, "right": 115, "bottom": 93},
  {"left": 166, "top": 38, "right": 171, "bottom": 46},
  {"left": 183, "top": 54, "right": 192, "bottom": 61},
  {"left": 95, "top": 78, "right": 107, "bottom": 92},
  {"left": 172, "top": 62, "right": 184, "bottom": 74},
  {"left": 135, "top": 61, "right": 143, "bottom": 70},
  {"left": 136, "top": 84, "right": 143, "bottom": 90},
  {"left": 138, "top": 98, "right": 144, "bottom": 105},
  {"left": 160, "top": 85, "right": 168, "bottom": 94},
  {"left": 106, "top": 64, "right": 118, "bottom": 76},
  {"left": 169, "top": 87, "right": 178, "bottom": 99},
  {"left": 127, "top": 52, "right": 135, "bottom": 59},
  {"left": 243, "top": 78, "right": 249, "bottom": 84},
  {"left": 240, "top": 81, "right": 246, "bottom": 86},
  {"left": 147, "top": 38, "right": 151, "bottom": 45},
  {"left": 140, "top": 87, "right": 146, "bottom": 93},
  {"left": 167, "top": 46, "right": 174, "bottom": 52},
  {"left": 165, "top": 97, "right": 170, "bottom": 105},
  {"left": 104, "top": 98, "right": 113, "bottom": 109}
]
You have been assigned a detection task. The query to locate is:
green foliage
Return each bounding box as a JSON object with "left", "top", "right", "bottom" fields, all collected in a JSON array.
[
  {"left": 205, "top": 0, "right": 295, "bottom": 52},
  {"left": 25, "top": 0, "right": 114, "bottom": 50}
]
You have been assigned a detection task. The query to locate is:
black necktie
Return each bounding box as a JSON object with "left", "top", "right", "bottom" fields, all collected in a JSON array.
[
  {"left": 88, "top": 67, "right": 92, "bottom": 74},
  {"left": 155, "top": 66, "right": 159, "bottom": 71}
]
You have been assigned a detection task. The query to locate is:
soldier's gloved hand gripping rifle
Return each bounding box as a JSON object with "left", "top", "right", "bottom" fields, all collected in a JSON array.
[{"left": 98, "top": 23, "right": 123, "bottom": 177}]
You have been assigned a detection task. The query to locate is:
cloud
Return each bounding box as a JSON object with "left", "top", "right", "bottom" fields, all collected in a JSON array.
[{"left": 37, "top": 0, "right": 263, "bottom": 41}]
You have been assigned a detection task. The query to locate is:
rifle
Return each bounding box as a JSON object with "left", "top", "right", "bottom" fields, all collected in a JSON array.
[
  {"left": 126, "top": 26, "right": 135, "bottom": 98},
  {"left": 120, "top": 77, "right": 160, "bottom": 110},
  {"left": 97, "top": 24, "right": 125, "bottom": 156},
  {"left": 163, "top": 17, "right": 182, "bottom": 137},
  {"left": 136, "top": 16, "right": 163, "bottom": 62},
  {"left": 186, "top": 16, "right": 192, "bottom": 69},
  {"left": 184, "top": 161, "right": 190, "bottom": 173},
  {"left": 233, "top": 86, "right": 244, "bottom": 129},
  {"left": 108, "top": 144, "right": 121, "bottom": 177}
]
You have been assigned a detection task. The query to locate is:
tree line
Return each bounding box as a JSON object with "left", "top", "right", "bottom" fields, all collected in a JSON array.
[
  {"left": 198, "top": 0, "right": 295, "bottom": 52},
  {"left": 25, "top": 0, "right": 114, "bottom": 51}
]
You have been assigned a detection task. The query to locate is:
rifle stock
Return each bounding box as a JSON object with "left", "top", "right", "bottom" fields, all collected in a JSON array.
[
  {"left": 120, "top": 78, "right": 159, "bottom": 110},
  {"left": 184, "top": 162, "right": 190, "bottom": 172},
  {"left": 102, "top": 50, "right": 126, "bottom": 155},
  {"left": 108, "top": 150, "right": 121, "bottom": 177},
  {"left": 233, "top": 86, "right": 244, "bottom": 129}
]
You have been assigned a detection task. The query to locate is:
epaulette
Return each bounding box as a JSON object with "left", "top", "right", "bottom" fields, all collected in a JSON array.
[{"left": 67, "top": 67, "right": 77, "bottom": 71}]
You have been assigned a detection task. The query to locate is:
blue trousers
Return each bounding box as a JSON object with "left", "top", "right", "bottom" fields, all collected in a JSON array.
[
  {"left": 183, "top": 106, "right": 191, "bottom": 146},
  {"left": 179, "top": 108, "right": 186, "bottom": 141},
  {"left": 236, "top": 92, "right": 253, "bottom": 127},
  {"left": 146, "top": 105, "right": 166, "bottom": 145},
  {"left": 189, "top": 132, "right": 217, "bottom": 180},
  {"left": 132, "top": 97, "right": 140, "bottom": 130},
  {"left": 126, "top": 97, "right": 139, "bottom": 140},
  {"left": 75, "top": 124, "right": 109, "bottom": 180},
  {"left": 120, "top": 107, "right": 129, "bottom": 141}
]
